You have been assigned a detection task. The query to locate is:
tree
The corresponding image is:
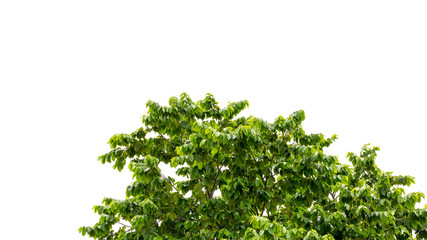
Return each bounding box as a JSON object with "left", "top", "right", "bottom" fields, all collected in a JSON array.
[{"left": 80, "top": 93, "right": 427, "bottom": 239}]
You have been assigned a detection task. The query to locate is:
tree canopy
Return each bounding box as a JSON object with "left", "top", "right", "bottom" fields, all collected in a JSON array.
[{"left": 80, "top": 93, "right": 427, "bottom": 239}]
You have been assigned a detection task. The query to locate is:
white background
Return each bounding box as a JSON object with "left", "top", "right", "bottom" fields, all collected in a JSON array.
[{"left": 1, "top": 1, "right": 426, "bottom": 239}]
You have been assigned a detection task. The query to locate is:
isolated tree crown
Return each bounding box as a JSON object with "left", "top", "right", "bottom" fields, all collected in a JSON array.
[{"left": 80, "top": 93, "right": 427, "bottom": 239}]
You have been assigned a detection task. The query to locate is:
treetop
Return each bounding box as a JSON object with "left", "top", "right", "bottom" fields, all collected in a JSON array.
[{"left": 80, "top": 93, "right": 427, "bottom": 239}]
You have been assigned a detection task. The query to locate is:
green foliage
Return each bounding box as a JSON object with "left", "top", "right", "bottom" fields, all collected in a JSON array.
[{"left": 80, "top": 93, "right": 427, "bottom": 239}]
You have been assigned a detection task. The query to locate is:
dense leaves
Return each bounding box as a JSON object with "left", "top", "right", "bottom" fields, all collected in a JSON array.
[{"left": 80, "top": 93, "right": 427, "bottom": 239}]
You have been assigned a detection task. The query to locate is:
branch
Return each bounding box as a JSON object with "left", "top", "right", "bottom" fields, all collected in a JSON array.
[
  {"left": 159, "top": 134, "right": 176, "bottom": 149},
  {"left": 268, "top": 213, "right": 280, "bottom": 220},
  {"left": 117, "top": 222, "right": 131, "bottom": 228},
  {"left": 251, "top": 148, "right": 269, "bottom": 216},
  {"left": 330, "top": 191, "right": 337, "bottom": 200},
  {"left": 216, "top": 221, "right": 222, "bottom": 229},
  {"left": 249, "top": 149, "right": 257, "bottom": 163},
  {"left": 286, "top": 170, "right": 303, "bottom": 179},
  {"left": 252, "top": 199, "right": 259, "bottom": 216},
  {"left": 260, "top": 201, "right": 266, "bottom": 216},
  {"left": 170, "top": 210, "right": 195, "bottom": 222},
  {"left": 153, "top": 153, "right": 174, "bottom": 158},
  {"left": 258, "top": 169, "right": 267, "bottom": 189},
  {"left": 258, "top": 169, "right": 268, "bottom": 217},
  {"left": 159, "top": 172, "right": 179, "bottom": 192},
  {"left": 208, "top": 158, "right": 222, "bottom": 198},
  {"left": 271, "top": 153, "right": 276, "bottom": 163}
]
